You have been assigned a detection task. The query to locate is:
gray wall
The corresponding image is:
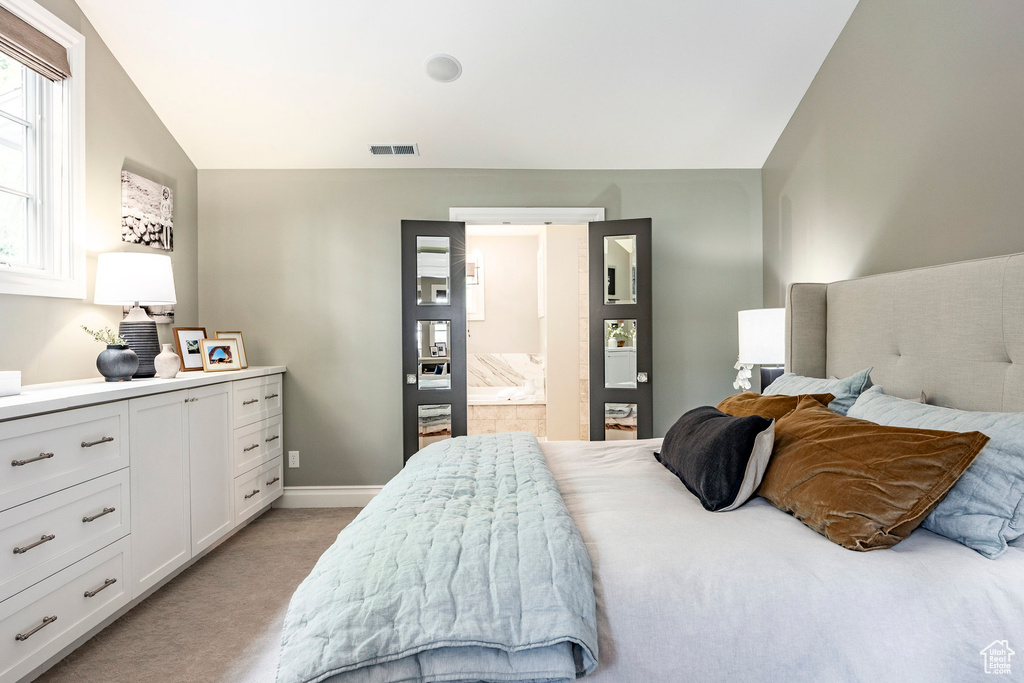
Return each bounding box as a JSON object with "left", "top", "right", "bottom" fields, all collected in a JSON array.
[
  {"left": 198, "top": 169, "right": 762, "bottom": 486},
  {"left": 0, "top": 0, "right": 197, "bottom": 384},
  {"left": 763, "top": 0, "right": 1024, "bottom": 307}
]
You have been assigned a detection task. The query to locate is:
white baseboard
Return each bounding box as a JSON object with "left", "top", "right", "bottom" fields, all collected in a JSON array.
[{"left": 274, "top": 485, "right": 382, "bottom": 508}]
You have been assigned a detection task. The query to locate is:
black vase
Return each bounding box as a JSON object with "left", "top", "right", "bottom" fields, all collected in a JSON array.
[{"left": 97, "top": 345, "right": 140, "bottom": 382}]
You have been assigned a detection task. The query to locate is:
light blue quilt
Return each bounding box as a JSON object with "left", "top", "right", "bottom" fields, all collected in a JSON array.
[{"left": 276, "top": 432, "right": 598, "bottom": 683}]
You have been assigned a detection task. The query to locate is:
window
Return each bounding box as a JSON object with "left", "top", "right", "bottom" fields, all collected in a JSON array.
[{"left": 0, "top": 0, "right": 84, "bottom": 299}]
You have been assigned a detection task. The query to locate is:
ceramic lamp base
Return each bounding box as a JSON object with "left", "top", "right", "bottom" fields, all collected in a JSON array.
[{"left": 119, "top": 318, "right": 159, "bottom": 378}]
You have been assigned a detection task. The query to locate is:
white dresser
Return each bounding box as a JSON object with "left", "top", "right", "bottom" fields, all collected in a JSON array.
[{"left": 0, "top": 367, "right": 285, "bottom": 682}]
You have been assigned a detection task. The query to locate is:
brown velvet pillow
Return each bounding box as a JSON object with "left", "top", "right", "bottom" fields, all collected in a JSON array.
[
  {"left": 758, "top": 395, "right": 990, "bottom": 551},
  {"left": 716, "top": 392, "right": 835, "bottom": 420}
]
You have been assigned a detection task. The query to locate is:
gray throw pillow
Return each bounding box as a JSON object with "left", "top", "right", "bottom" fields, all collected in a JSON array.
[
  {"left": 848, "top": 385, "right": 1024, "bottom": 559},
  {"left": 655, "top": 407, "right": 775, "bottom": 512},
  {"left": 762, "top": 367, "right": 873, "bottom": 415}
]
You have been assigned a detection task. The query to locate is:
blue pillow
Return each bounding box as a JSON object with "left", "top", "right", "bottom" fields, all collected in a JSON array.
[
  {"left": 848, "top": 386, "right": 1024, "bottom": 559},
  {"left": 762, "top": 367, "right": 873, "bottom": 415}
]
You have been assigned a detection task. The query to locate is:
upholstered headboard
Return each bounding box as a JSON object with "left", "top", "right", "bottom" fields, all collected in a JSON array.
[{"left": 786, "top": 253, "right": 1024, "bottom": 412}]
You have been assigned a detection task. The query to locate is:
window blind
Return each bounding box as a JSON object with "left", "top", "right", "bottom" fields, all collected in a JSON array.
[{"left": 0, "top": 4, "right": 69, "bottom": 80}]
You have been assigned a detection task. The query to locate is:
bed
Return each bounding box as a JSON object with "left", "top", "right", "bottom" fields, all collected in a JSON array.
[{"left": 278, "top": 253, "right": 1024, "bottom": 683}]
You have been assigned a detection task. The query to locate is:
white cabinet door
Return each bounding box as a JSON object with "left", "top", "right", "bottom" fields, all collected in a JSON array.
[
  {"left": 129, "top": 390, "right": 190, "bottom": 598},
  {"left": 188, "top": 383, "right": 234, "bottom": 554}
]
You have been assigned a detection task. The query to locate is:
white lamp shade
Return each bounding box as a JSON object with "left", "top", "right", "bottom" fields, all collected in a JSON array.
[
  {"left": 737, "top": 308, "right": 785, "bottom": 365},
  {"left": 94, "top": 252, "right": 177, "bottom": 305}
]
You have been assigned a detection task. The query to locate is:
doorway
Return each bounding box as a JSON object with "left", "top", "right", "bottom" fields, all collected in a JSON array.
[{"left": 463, "top": 224, "right": 589, "bottom": 441}]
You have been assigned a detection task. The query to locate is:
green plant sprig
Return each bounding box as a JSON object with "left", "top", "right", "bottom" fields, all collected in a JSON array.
[{"left": 81, "top": 325, "right": 127, "bottom": 346}]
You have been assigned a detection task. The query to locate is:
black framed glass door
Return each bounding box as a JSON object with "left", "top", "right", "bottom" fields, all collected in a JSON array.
[
  {"left": 588, "top": 218, "right": 653, "bottom": 440},
  {"left": 401, "top": 220, "right": 467, "bottom": 461}
]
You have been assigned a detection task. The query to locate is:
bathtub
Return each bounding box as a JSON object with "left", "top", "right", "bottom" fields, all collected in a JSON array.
[{"left": 467, "top": 386, "right": 546, "bottom": 405}]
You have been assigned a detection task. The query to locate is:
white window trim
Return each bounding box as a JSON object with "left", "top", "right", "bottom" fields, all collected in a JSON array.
[{"left": 0, "top": 0, "right": 84, "bottom": 299}]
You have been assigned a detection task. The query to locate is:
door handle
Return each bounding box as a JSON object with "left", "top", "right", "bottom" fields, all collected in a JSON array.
[{"left": 637, "top": 372, "right": 649, "bottom": 383}]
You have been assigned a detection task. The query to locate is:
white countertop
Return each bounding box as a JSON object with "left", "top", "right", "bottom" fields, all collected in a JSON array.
[{"left": 0, "top": 366, "right": 287, "bottom": 422}]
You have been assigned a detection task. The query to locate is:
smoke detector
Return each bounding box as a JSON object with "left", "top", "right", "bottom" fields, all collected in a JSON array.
[
  {"left": 368, "top": 144, "right": 420, "bottom": 157},
  {"left": 425, "top": 54, "right": 462, "bottom": 83}
]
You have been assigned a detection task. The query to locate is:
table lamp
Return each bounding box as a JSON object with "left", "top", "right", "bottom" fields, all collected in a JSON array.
[
  {"left": 735, "top": 308, "right": 785, "bottom": 392},
  {"left": 94, "top": 252, "right": 177, "bottom": 378}
]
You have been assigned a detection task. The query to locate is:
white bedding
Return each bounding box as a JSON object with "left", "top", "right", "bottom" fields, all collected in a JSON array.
[{"left": 541, "top": 438, "right": 1024, "bottom": 682}]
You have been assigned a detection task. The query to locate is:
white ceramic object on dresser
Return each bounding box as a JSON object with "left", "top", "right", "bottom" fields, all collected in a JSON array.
[
  {"left": 154, "top": 344, "right": 180, "bottom": 379},
  {"left": 0, "top": 368, "right": 285, "bottom": 683},
  {"left": 0, "top": 372, "right": 19, "bottom": 398}
]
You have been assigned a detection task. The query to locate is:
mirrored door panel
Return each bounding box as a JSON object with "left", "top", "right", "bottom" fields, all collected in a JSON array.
[
  {"left": 403, "top": 221, "right": 466, "bottom": 461},
  {"left": 417, "top": 236, "right": 450, "bottom": 305},
  {"left": 418, "top": 404, "right": 452, "bottom": 449},
  {"left": 417, "top": 320, "right": 451, "bottom": 390},
  {"left": 604, "top": 235, "right": 637, "bottom": 305},
  {"left": 604, "top": 320, "right": 637, "bottom": 389},
  {"left": 604, "top": 403, "right": 638, "bottom": 440},
  {"left": 590, "top": 219, "right": 652, "bottom": 440}
]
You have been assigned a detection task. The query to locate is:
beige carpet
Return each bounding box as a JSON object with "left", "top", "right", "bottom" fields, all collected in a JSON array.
[{"left": 35, "top": 508, "right": 361, "bottom": 683}]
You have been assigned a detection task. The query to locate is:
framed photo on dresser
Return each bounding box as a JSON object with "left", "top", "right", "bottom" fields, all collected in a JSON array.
[
  {"left": 215, "top": 331, "right": 248, "bottom": 369},
  {"left": 200, "top": 338, "right": 242, "bottom": 372},
  {"left": 172, "top": 327, "right": 207, "bottom": 371}
]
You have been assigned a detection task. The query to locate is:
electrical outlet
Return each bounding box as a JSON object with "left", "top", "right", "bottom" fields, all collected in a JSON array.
[{"left": 288, "top": 451, "right": 300, "bottom": 468}]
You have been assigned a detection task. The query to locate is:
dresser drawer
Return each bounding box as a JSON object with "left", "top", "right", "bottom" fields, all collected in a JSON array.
[
  {"left": 0, "top": 403, "right": 129, "bottom": 512},
  {"left": 232, "top": 415, "right": 283, "bottom": 477},
  {"left": 234, "top": 456, "right": 283, "bottom": 526},
  {"left": 232, "top": 375, "right": 283, "bottom": 429},
  {"left": 0, "top": 469, "right": 130, "bottom": 600},
  {"left": 0, "top": 536, "right": 131, "bottom": 683}
]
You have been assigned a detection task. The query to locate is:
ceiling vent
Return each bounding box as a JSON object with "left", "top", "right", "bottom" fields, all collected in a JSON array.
[{"left": 368, "top": 143, "right": 420, "bottom": 157}]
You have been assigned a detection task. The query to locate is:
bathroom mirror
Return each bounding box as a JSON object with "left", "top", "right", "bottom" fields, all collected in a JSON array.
[
  {"left": 604, "top": 403, "right": 638, "bottom": 440},
  {"left": 417, "top": 320, "right": 451, "bottom": 390},
  {"left": 603, "top": 235, "right": 637, "bottom": 305},
  {"left": 418, "top": 404, "right": 452, "bottom": 449},
  {"left": 604, "top": 320, "right": 637, "bottom": 389},
  {"left": 417, "top": 236, "right": 450, "bottom": 305}
]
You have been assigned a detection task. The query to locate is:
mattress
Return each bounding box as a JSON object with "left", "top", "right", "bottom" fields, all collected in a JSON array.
[{"left": 541, "top": 438, "right": 1024, "bottom": 682}]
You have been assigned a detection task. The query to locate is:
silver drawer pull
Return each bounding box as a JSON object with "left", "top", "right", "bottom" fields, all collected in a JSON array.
[
  {"left": 265, "top": 435, "right": 280, "bottom": 443},
  {"left": 242, "top": 398, "right": 259, "bottom": 406},
  {"left": 265, "top": 393, "right": 279, "bottom": 399},
  {"left": 244, "top": 488, "right": 261, "bottom": 499},
  {"left": 11, "top": 452, "right": 54, "bottom": 467},
  {"left": 13, "top": 534, "right": 56, "bottom": 554},
  {"left": 15, "top": 615, "right": 57, "bottom": 641},
  {"left": 243, "top": 443, "right": 260, "bottom": 452},
  {"left": 266, "top": 476, "right": 280, "bottom": 486},
  {"left": 83, "top": 507, "right": 116, "bottom": 523},
  {"left": 81, "top": 436, "right": 114, "bottom": 448},
  {"left": 84, "top": 578, "right": 117, "bottom": 598}
]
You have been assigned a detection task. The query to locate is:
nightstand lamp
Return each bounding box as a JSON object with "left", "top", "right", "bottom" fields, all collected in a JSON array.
[
  {"left": 736, "top": 308, "right": 785, "bottom": 392},
  {"left": 94, "top": 252, "right": 177, "bottom": 379}
]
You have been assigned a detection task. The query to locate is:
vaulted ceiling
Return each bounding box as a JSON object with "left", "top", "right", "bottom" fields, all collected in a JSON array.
[{"left": 76, "top": 0, "right": 858, "bottom": 169}]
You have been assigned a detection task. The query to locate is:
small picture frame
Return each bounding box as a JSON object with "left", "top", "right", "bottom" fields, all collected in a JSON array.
[
  {"left": 214, "top": 331, "right": 248, "bottom": 369},
  {"left": 436, "top": 341, "right": 447, "bottom": 357},
  {"left": 430, "top": 345, "right": 440, "bottom": 357},
  {"left": 200, "top": 338, "right": 242, "bottom": 372},
  {"left": 173, "top": 327, "right": 208, "bottom": 371}
]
